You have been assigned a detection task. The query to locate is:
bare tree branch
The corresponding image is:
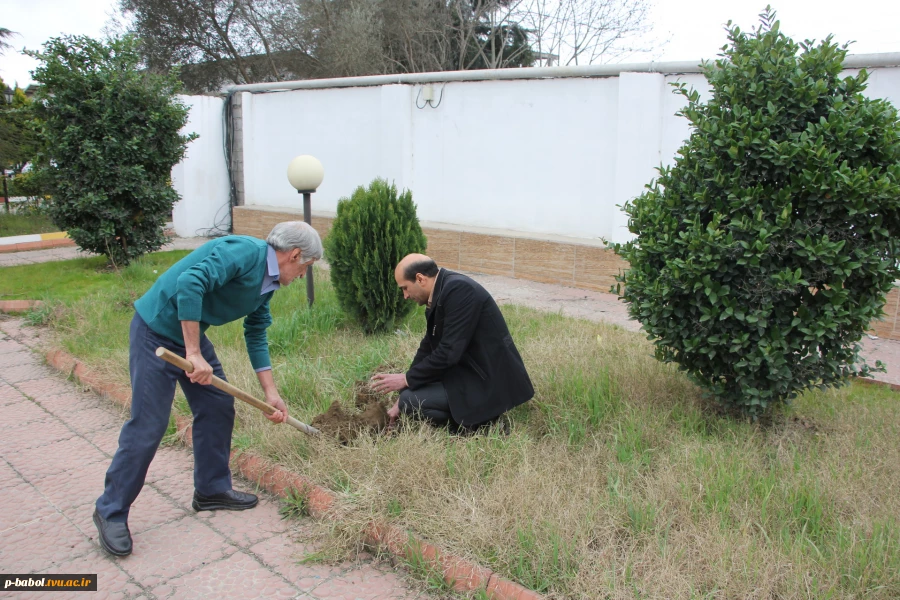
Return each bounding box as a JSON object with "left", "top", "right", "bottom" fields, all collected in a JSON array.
[{"left": 119, "top": 0, "right": 655, "bottom": 93}]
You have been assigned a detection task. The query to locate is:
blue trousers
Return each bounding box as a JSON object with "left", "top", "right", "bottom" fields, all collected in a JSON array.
[{"left": 96, "top": 314, "right": 235, "bottom": 522}]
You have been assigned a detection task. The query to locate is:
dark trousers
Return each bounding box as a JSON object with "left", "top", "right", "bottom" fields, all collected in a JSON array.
[
  {"left": 399, "top": 382, "right": 452, "bottom": 425},
  {"left": 96, "top": 314, "right": 235, "bottom": 522},
  {"left": 400, "top": 382, "right": 505, "bottom": 432}
]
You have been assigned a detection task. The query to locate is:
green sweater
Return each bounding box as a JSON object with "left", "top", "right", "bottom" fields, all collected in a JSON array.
[{"left": 134, "top": 236, "right": 274, "bottom": 370}]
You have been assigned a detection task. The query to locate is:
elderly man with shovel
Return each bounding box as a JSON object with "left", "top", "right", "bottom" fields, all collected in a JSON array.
[{"left": 93, "top": 222, "right": 322, "bottom": 557}]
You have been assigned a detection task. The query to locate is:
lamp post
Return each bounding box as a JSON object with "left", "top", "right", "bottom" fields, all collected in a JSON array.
[{"left": 286, "top": 155, "right": 325, "bottom": 306}]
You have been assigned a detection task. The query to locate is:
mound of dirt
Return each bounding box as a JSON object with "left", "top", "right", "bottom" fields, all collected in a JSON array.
[{"left": 310, "top": 381, "right": 389, "bottom": 444}]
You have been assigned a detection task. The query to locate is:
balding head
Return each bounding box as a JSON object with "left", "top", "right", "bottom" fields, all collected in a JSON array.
[
  {"left": 396, "top": 254, "right": 438, "bottom": 282},
  {"left": 395, "top": 254, "right": 440, "bottom": 305}
]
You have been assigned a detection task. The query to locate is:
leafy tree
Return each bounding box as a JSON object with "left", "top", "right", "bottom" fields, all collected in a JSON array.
[
  {"left": 0, "top": 80, "right": 38, "bottom": 174},
  {"left": 29, "top": 35, "right": 196, "bottom": 265},
  {"left": 325, "top": 179, "right": 427, "bottom": 334},
  {"left": 612, "top": 9, "right": 900, "bottom": 415},
  {"left": 0, "top": 27, "right": 16, "bottom": 54}
]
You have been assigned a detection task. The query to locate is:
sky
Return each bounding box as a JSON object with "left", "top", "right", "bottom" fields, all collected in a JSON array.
[{"left": 1, "top": 0, "right": 899, "bottom": 88}]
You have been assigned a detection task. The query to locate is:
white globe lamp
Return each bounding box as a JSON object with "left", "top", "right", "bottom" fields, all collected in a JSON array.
[
  {"left": 286, "top": 155, "right": 325, "bottom": 306},
  {"left": 287, "top": 155, "right": 324, "bottom": 193}
]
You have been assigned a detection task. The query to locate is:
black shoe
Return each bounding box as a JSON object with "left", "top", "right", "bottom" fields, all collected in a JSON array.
[
  {"left": 192, "top": 489, "right": 258, "bottom": 512},
  {"left": 93, "top": 509, "right": 132, "bottom": 557}
]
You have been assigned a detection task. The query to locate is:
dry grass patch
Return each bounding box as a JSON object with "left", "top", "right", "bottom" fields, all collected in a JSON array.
[{"left": 31, "top": 264, "right": 900, "bottom": 599}]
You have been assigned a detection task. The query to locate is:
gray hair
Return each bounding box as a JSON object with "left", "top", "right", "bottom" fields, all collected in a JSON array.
[{"left": 266, "top": 221, "right": 323, "bottom": 262}]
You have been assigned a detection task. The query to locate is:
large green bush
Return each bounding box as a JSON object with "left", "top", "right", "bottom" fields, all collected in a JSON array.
[
  {"left": 613, "top": 10, "right": 900, "bottom": 414},
  {"left": 29, "top": 35, "right": 195, "bottom": 265},
  {"left": 325, "top": 179, "right": 427, "bottom": 334},
  {"left": 8, "top": 171, "right": 49, "bottom": 199}
]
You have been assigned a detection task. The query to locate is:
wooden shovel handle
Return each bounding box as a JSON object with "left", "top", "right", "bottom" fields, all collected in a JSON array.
[{"left": 155, "top": 347, "right": 320, "bottom": 436}]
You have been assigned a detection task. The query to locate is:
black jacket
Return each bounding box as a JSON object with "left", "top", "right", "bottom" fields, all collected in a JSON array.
[{"left": 405, "top": 269, "right": 534, "bottom": 425}]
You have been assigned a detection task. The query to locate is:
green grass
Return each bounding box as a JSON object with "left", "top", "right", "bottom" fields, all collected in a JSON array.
[
  {"left": 4, "top": 253, "right": 900, "bottom": 599},
  {"left": 0, "top": 212, "right": 60, "bottom": 237},
  {"left": 0, "top": 251, "right": 190, "bottom": 303},
  {"left": 279, "top": 487, "right": 312, "bottom": 520},
  {"left": 402, "top": 535, "right": 457, "bottom": 594},
  {"left": 512, "top": 523, "right": 578, "bottom": 593}
]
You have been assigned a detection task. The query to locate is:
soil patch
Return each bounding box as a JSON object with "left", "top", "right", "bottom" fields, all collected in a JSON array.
[{"left": 311, "top": 381, "right": 389, "bottom": 444}]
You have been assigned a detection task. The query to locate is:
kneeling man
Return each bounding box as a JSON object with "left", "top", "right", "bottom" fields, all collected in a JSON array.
[{"left": 371, "top": 254, "right": 533, "bottom": 430}]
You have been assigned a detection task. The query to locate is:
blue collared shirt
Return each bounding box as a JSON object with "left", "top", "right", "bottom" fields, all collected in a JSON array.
[
  {"left": 255, "top": 245, "right": 281, "bottom": 373},
  {"left": 260, "top": 245, "right": 281, "bottom": 296}
]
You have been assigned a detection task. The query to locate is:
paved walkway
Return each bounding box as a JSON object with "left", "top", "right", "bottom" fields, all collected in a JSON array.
[
  {"left": 474, "top": 273, "right": 900, "bottom": 387},
  {"left": 0, "top": 321, "right": 430, "bottom": 599},
  {"left": 0, "top": 237, "right": 208, "bottom": 268}
]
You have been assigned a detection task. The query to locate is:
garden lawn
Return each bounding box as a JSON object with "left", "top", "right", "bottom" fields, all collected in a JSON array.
[
  {"left": 0, "top": 211, "right": 60, "bottom": 237},
  {"left": 0, "top": 251, "right": 190, "bottom": 303},
  {"left": 6, "top": 256, "right": 899, "bottom": 600}
]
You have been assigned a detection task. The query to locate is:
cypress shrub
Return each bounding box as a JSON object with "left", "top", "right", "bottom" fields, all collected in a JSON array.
[
  {"left": 612, "top": 10, "right": 900, "bottom": 415},
  {"left": 325, "top": 178, "right": 427, "bottom": 334}
]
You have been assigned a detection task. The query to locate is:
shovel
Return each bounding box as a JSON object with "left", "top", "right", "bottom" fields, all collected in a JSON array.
[{"left": 155, "top": 347, "right": 320, "bottom": 436}]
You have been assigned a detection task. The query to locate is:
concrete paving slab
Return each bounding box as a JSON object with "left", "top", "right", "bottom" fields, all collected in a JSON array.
[
  {"left": 248, "top": 530, "right": 347, "bottom": 593},
  {"left": 118, "top": 518, "right": 238, "bottom": 587},
  {"left": 151, "top": 551, "right": 299, "bottom": 600},
  {"left": 0, "top": 512, "right": 95, "bottom": 573},
  {"left": 196, "top": 497, "right": 292, "bottom": 547},
  {"left": 83, "top": 427, "right": 123, "bottom": 456},
  {"left": 0, "top": 394, "right": 51, "bottom": 426},
  {"left": 5, "top": 435, "right": 107, "bottom": 480},
  {"left": 0, "top": 418, "right": 77, "bottom": 453},
  {"left": 0, "top": 479, "right": 60, "bottom": 531},
  {"left": 17, "top": 377, "right": 85, "bottom": 399},
  {"left": 35, "top": 548, "right": 144, "bottom": 599}
]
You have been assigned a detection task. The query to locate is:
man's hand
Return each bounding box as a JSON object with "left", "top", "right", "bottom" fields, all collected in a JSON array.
[
  {"left": 370, "top": 373, "right": 408, "bottom": 394},
  {"left": 387, "top": 400, "right": 401, "bottom": 426},
  {"left": 264, "top": 393, "right": 289, "bottom": 424},
  {"left": 256, "top": 369, "right": 288, "bottom": 424},
  {"left": 181, "top": 321, "right": 213, "bottom": 385},
  {"left": 186, "top": 352, "right": 214, "bottom": 385}
]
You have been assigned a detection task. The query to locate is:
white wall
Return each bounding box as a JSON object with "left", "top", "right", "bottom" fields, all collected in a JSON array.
[
  {"left": 173, "top": 62, "right": 900, "bottom": 241},
  {"left": 238, "top": 76, "right": 628, "bottom": 241},
  {"left": 171, "top": 95, "right": 230, "bottom": 237},
  {"left": 408, "top": 77, "right": 620, "bottom": 239},
  {"left": 241, "top": 86, "right": 388, "bottom": 211}
]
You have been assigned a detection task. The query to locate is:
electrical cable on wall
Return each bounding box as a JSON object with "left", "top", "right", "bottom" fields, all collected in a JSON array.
[
  {"left": 190, "top": 92, "right": 238, "bottom": 238},
  {"left": 206, "top": 88, "right": 298, "bottom": 238},
  {"left": 415, "top": 84, "right": 445, "bottom": 109},
  {"left": 194, "top": 199, "right": 233, "bottom": 237},
  {"left": 221, "top": 91, "right": 237, "bottom": 235}
]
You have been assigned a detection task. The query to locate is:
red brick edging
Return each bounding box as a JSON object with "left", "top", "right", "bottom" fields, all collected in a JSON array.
[
  {"left": 0, "top": 300, "right": 44, "bottom": 312},
  {"left": 38, "top": 345, "right": 543, "bottom": 600},
  {"left": 0, "top": 238, "right": 76, "bottom": 254}
]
